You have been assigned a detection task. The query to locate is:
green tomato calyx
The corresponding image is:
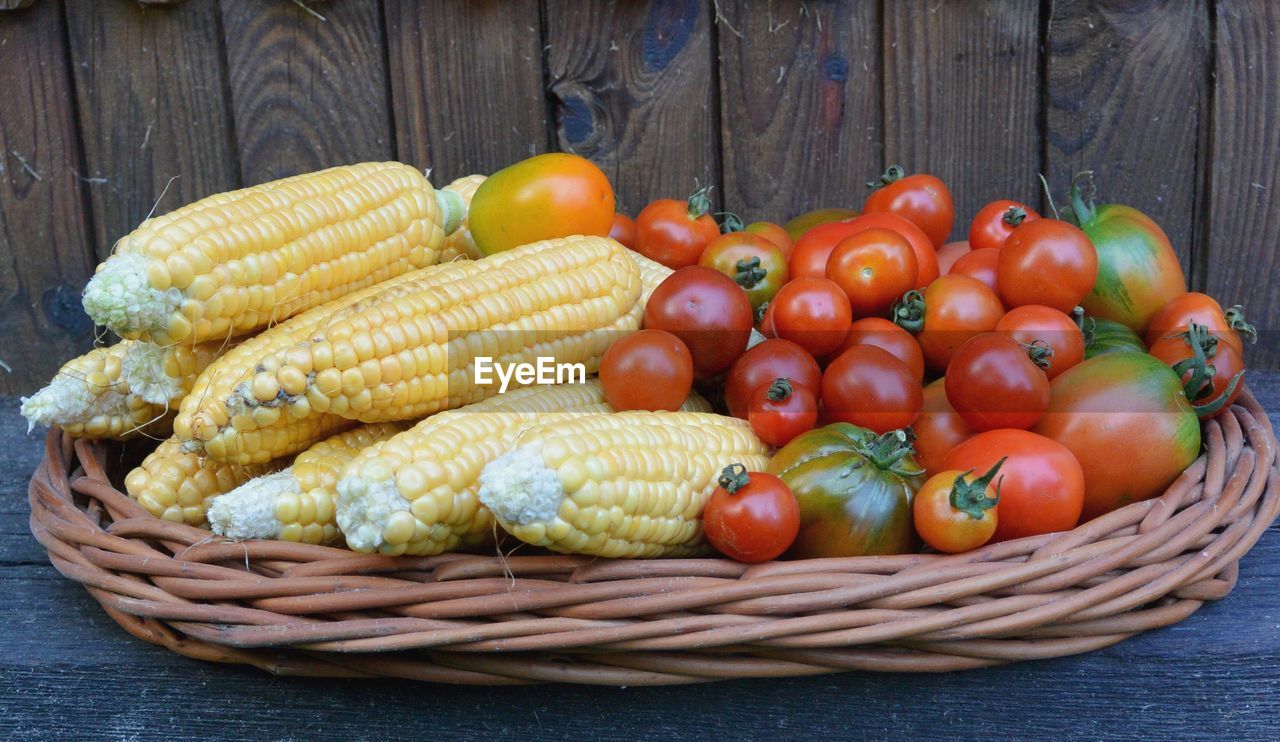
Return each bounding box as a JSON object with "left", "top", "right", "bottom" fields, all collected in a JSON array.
[
  {"left": 718, "top": 211, "right": 744, "bottom": 233},
  {"left": 1002, "top": 206, "right": 1028, "bottom": 227},
  {"left": 950, "top": 458, "right": 1005, "bottom": 520},
  {"left": 718, "top": 463, "right": 751, "bottom": 495},
  {"left": 687, "top": 186, "right": 714, "bottom": 220},
  {"left": 867, "top": 164, "right": 905, "bottom": 189},
  {"left": 765, "top": 378, "right": 793, "bottom": 402},
  {"left": 734, "top": 256, "right": 768, "bottom": 290},
  {"left": 1023, "top": 339, "right": 1055, "bottom": 369},
  {"left": 1225, "top": 305, "right": 1258, "bottom": 345},
  {"left": 892, "top": 290, "right": 926, "bottom": 334},
  {"left": 857, "top": 429, "right": 925, "bottom": 478}
]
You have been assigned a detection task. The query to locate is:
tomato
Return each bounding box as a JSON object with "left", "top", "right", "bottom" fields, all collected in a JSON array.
[
  {"left": 997, "top": 219, "right": 1098, "bottom": 313},
  {"left": 698, "top": 232, "right": 789, "bottom": 310},
  {"left": 949, "top": 247, "right": 1000, "bottom": 293},
  {"left": 771, "top": 277, "right": 853, "bottom": 358},
  {"left": 912, "top": 379, "right": 974, "bottom": 476},
  {"left": 1148, "top": 323, "right": 1246, "bottom": 419},
  {"left": 643, "top": 266, "right": 753, "bottom": 378},
  {"left": 1071, "top": 182, "right": 1188, "bottom": 332},
  {"left": 1033, "top": 352, "right": 1200, "bottom": 520},
  {"left": 836, "top": 317, "right": 925, "bottom": 382},
  {"left": 598, "top": 329, "right": 693, "bottom": 411},
  {"left": 937, "top": 240, "right": 970, "bottom": 274},
  {"left": 893, "top": 274, "right": 1005, "bottom": 373},
  {"left": 848, "top": 212, "right": 939, "bottom": 288},
  {"left": 913, "top": 461, "right": 1003, "bottom": 553},
  {"left": 748, "top": 378, "right": 819, "bottom": 446},
  {"left": 469, "top": 153, "right": 615, "bottom": 255},
  {"left": 996, "top": 305, "right": 1085, "bottom": 380},
  {"left": 724, "top": 339, "right": 822, "bottom": 419},
  {"left": 783, "top": 207, "right": 859, "bottom": 241},
  {"left": 863, "top": 166, "right": 955, "bottom": 247},
  {"left": 769, "top": 425, "right": 924, "bottom": 557},
  {"left": 1082, "top": 316, "right": 1146, "bottom": 359},
  {"left": 945, "top": 333, "right": 1050, "bottom": 431},
  {"left": 822, "top": 345, "right": 922, "bottom": 433},
  {"left": 789, "top": 221, "right": 861, "bottom": 279},
  {"left": 1146, "top": 292, "right": 1256, "bottom": 355},
  {"left": 634, "top": 189, "right": 721, "bottom": 268},
  {"left": 789, "top": 212, "right": 938, "bottom": 288},
  {"left": 968, "top": 200, "right": 1040, "bottom": 251},
  {"left": 744, "top": 221, "right": 793, "bottom": 257},
  {"left": 608, "top": 213, "right": 636, "bottom": 248},
  {"left": 825, "top": 229, "right": 919, "bottom": 318},
  {"left": 944, "top": 429, "right": 1085, "bottom": 541},
  {"left": 703, "top": 465, "right": 800, "bottom": 563}
]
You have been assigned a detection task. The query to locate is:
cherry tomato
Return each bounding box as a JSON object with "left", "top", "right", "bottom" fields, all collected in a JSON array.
[
  {"left": 634, "top": 188, "right": 721, "bottom": 268},
  {"left": 608, "top": 213, "right": 636, "bottom": 248},
  {"left": 822, "top": 345, "right": 922, "bottom": 433},
  {"left": 998, "top": 219, "right": 1098, "bottom": 313},
  {"left": 995, "top": 305, "right": 1085, "bottom": 380},
  {"left": 825, "top": 228, "right": 919, "bottom": 318},
  {"left": 748, "top": 378, "right": 819, "bottom": 447},
  {"left": 698, "top": 232, "right": 789, "bottom": 310},
  {"left": 744, "top": 221, "right": 794, "bottom": 257},
  {"left": 771, "top": 277, "right": 853, "bottom": 358},
  {"left": 703, "top": 465, "right": 800, "bottom": 563},
  {"left": 968, "top": 200, "right": 1040, "bottom": 251},
  {"left": 863, "top": 166, "right": 955, "bottom": 247},
  {"left": 945, "top": 333, "right": 1051, "bottom": 431},
  {"left": 847, "top": 212, "right": 939, "bottom": 288},
  {"left": 725, "top": 339, "right": 823, "bottom": 419},
  {"left": 470, "top": 153, "right": 615, "bottom": 255},
  {"left": 1146, "top": 292, "right": 1256, "bottom": 355},
  {"left": 937, "top": 240, "right": 970, "bottom": 274},
  {"left": 1148, "top": 323, "right": 1247, "bottom": 419},
  {"left": 836, "top": 317, "right": 925, "bottom": 382},
  {"left": 913, "top": 460, "right": 1004, "bottom": 553},
  {"left": 943, "top": 429, "right": 1085, "bottom": 542},
  {"left": 912, "top": 379, "right": 974, "bottom": 476},
  {"left": 893, "top": 274, "right": 1005, "bottom": 373},
  {"left": 599, "top": 329, "right": 693, "bottom": 411},
  {"left": 949, "top": 248, "right": 1000, "bottom": 293},
  {"left": 789, "top": 221, "right": 862, "bottom": 279},
  {"left": 783, "top": 207, "right": 858, "bottom": 241},
  {"left": 643, "top": 266, "right": 753, "bottom": 378}
]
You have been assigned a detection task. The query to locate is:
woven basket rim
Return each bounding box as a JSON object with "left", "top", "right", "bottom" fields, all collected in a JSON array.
[{"left": 26, "top": 388, "right": 1280, "bottom": 685}]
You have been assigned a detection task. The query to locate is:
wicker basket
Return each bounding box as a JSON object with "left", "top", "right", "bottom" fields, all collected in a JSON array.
[{"left": 27, "top": 389, "right": 1279, "bottom": 685}]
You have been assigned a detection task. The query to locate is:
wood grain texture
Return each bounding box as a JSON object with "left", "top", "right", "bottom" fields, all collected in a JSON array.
[
  {"left": 1044, "top": 0, "right": 1209, "bottom": 278},
  {"left": 385, "top": 0, "right": 547, "bottom": 181},
  {"left": 0, "top": 0, "right": 95, "bottom": 395},
  {"left": 883, "top": 1, "right": 1042, "bottom": 241},
  {"left": 220, "top": 0, "right": 393, "bottom": 184},
  {"left": 64, "top": 0, "right": 239, "bottom": 261},
  {"left": 716, "top": 0, "right": 881, "bottom": 223},
  {"left": 1207, "top": 0, "right": 1280, "bottom": 368},
  {"left": 544, "top": 0, "right": 719, "bottom": 215}
]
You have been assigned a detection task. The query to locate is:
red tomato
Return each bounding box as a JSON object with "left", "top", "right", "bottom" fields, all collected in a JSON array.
[
  {"left": 748, "top": 378, "right": 819, "bottom": 447},
  {"left": 995, "top": 305, "right": 1085, "bottom": 380},
  {"left": 945, "top": 333, "right": 1051, "bottom": 431},
  {"left": 846, "top": 212, "right": 939, "bottom": 288},
  {"left": 943, "top": 429, "right": 1085, "bottom": 542},
  {"left": 949, "top": 248, "right": 1000, "bottom": 293},
  {"left": 771, "top": 278, "right": 853, "bottom": 358},
  {"left": 822, "top": 345, "right": 923, "bottom": 433},
  {"left": 863, "top": 166, "right": 955, "bottom": 247},
  {"left": 937, "top": 240, "right": 970, "bottom": 274},
  {"left": 698, "top": 232, "right": 789, "bottom": 310},
  {"left": 837, "top": 317, "right": 925, "bottom": 382},
  {"left": 894, "top": 274, "right": 1005, "bottom": 373},
  {"left": 703, "top": 465, "right": 800, "bottom": 563},
  {"left": 634, "top": 189, "right": 721, "bottom": 268},
  {"left": 825, "top": 229, "right": 919, "bottom": 318},
  {"left": 643, "top": 266, "right": 753, "bottom": 378},
  {"left": 744, "top": 221, "right": 793, "bottom": 257},
  {"left": 789, "top": 212, "right": 938, "bottom": 288},
  {"left": 1146, "top": 292, "right": 1256, "bottom": 356},
  {"left": 724, "top": 339, "right": 823, "bottom": 419},
  {"left": 913, "top": 379, "right": 974, "bottom": 476},
  {"left": 968, "top": 200, "right": 1040, "bottom": 251},
  {"left": 913, "top": 462, "right": 1003, "bottom": 553},
  {"left": 599, "top": 329, "right": 693, "bottom": 411},
  {"left": 789, "top": 221, "right": 862, "bottom": 280},
  {"left": 1148, "top": 323, "right": 1247, "bottom": 419},
  {"left": 608, "top": 213, "right": 636, "bottom": 248},
  {"left": 998, "top": 219, "right": 1098, "bottom": 313}
]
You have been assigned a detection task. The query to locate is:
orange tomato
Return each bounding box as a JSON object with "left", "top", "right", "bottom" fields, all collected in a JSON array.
[{"left": 469, "top": 153, "right": 615, "bottom": 255}]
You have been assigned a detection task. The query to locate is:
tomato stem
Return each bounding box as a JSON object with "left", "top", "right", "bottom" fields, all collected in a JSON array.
[
  {"left": 1038, "top": 173, "right": 1061, "bottom": 221},
  {"left": 765, "top": 378, "right": 793, "bottom": 402},
  {"left": 949, "top": 458, "right": 1004, "bottom": 520},
  {"left": 867, "top": 164, "right": 905, "bottom": 189},
  {"left": 687, "top": 186, "right": 714, "bottom": 220},
  {"left": 1169, "top": 322, "right": 1220, "bottom": 403},
  {"left": 717, "top": 463, "right": 751, "bottom": 495},
  {"left": 1002, "top": 206, "right": 1028, "bottom": 227},
  {"left": 754, "top": 301, "right": 770, "bottom": 324},
  {"left": 1067, "top": 170, "right": 1098, "bottom": 226},
  {"left": 859, "top": 429, "right": 924, "bottom": 477},
  {"left": 892, "top": 290, "right": 926, "bottom": 334},
  {"left": 1192, "top": 370, "right": 1245, "bottom": 418},
  {"left": 717, "top": 211, "right": 744, "bottom": 233},
  {"left": 1225, "top": 305, "right": 1259, "bottom": 345},
  {"left": 733, "top": 256, "right": 768, "bottom": 290},
  {"left": 1022, "top": 339, "right": 1055, "bottom": 369}
]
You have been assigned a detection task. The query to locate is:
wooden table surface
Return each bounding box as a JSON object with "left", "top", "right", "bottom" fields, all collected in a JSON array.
[{"left": 2, "top": 378, "right": 1278, "bottom": 740}]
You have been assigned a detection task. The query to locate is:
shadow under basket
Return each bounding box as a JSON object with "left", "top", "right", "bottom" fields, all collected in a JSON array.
[{"left": 27, "top": 389, "right": 1280, "bottom": 686}]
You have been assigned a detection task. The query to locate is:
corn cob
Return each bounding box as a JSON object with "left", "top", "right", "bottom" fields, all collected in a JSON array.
[
  {"left": 177, "top": 235, "right": 643, "bottom": 460},
  {"left": 124, "top": 437, "right": 280, "bottom": 526},
  {"left": 333, "top": 380, "right": 712, "bottom": 556},
  {"left": 478, "top": 412, "right": 770, "bottom": 558},
  {"left": 437, "top": 174, "right": 486, "bottom": 263},
  {"left": 81, "top": 162, "right": 464, "bottom": 346},
  {"left": 207, "top": 422, "right": 408, "bottom": 544}
]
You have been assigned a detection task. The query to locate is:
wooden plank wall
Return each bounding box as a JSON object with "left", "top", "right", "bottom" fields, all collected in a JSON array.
[{"left": 0, "top": 0, "right": 1277, "bottom": 393}]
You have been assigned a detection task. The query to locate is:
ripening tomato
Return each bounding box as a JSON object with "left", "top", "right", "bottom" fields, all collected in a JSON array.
[
  {"left": 943, "top": 429, "right": 1085, "bottom": 542},
  {"left": 703, "top": 465, "right": 800, "bottom": 563},
  {"left": 634, "top": 189, "right": 721, "bottom": 268},
  {"left": 937, "top": 240, "right": 970, "bottom": 274},
  {"left": 995, "top": 305, "right": 1085, "bottom": 380},
  {"left": 912, "top": 379, "right": 974, "bottom": 475},
  {"left": 837, "top": 317, "right": 925, "bottom": 382},
  {"left": 822, "top": 345, "right": 922, "bottom": 433},
  {"left": 469, "top": 153, "right": 615, "bottom": 255},
  {"left": 1146, "top": 292, "right": 1255, "bottom": 356},
  {"left": 744, "top": 221, "right": 793, "bottom": 257},
  {"left": 893, "top": 274, "right": 1005, "bottom": 373},
  {"left": 863, "top": 166, "right": 955, "bottom": 247},
  {"left": 968, "top": 200, "right": 1040, "bottom": 251},
  {"left": 1083, "top": 316, "right": 1147, "bottom": 359},
  {"left": 913, "top": 461, "right": 1003, "bottom": 553},
  {"left": 748, "top": 378, "right": 819, "bottom": 446},
  {"left": 949, "top": 248, "right": 1000, "bottom": 293},
  {"left": 825, "top": 229, "right": 919, "bottom": 318},
  {"left": 998, "top": 219, "right": 1098, "bottom": 313},
  {"left": 599, "top": 329, "right": 693, "bottom": 411},
  {"left": 783, "top": 207, "right": 859, "bottom": 241},
  {"left": 699, "top": 232, "right": 789, "bottom": 310},
  {"left": 724, "top": 339, "right": 823, "bottom": 419},
  {"left": 608, "top": 213, "right": 636, "bottom": 248},
  {"left": 1147, "top": 324, "right": 1247, "bottom": 419},
  {"left": 945, "top": 333, "right": 1051, "bottom": 431},
  {"left": 771, "top": 278, "right": 853, "bottom": 358},
  {"left": 643, "top": 267, "right": 753, "bottom": 378}
]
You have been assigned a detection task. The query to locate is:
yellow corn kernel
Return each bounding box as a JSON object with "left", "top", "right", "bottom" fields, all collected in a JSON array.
[{"left": 124, "top": 437, "right": 280, "bottom": 527}]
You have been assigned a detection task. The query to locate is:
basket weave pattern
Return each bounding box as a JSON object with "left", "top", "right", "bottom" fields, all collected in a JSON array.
[{"left": 27, "top": 390, "right": 1280, "bottom": 685}]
